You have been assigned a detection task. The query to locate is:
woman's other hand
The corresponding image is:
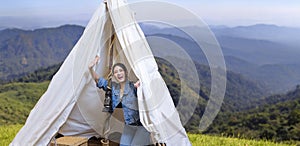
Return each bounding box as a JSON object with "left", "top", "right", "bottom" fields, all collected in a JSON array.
[{"left": 134, "top": 80, "right": 140, "bottom": 88}]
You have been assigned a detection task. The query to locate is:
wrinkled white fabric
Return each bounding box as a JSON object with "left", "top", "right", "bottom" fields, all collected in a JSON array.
[{"left": 10, "top": 0, "right": 191, "bottom": 145}]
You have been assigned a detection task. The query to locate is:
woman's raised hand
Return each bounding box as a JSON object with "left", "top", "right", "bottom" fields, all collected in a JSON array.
[{"left": 89, "top": 56, "right": 100, "bottom": 69}]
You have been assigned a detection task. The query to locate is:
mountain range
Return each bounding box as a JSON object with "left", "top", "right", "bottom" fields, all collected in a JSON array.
[
  {"left": 2, "top": 24, "right": 300, "bottom": 92},
  {"left": 1, "top": 23, "right": 300, "bottom": 94},
  {"left": 0, "top": 24, "right": 299, "bottom": 143},
  {"left": 140, "top": 24, "right": 300, "bottom": 93},
  {"left": 0, "top": 25, "right": 84, "bottom": 81}
]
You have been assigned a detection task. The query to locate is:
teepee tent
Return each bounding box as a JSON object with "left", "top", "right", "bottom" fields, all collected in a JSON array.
[{"left": 10, "top": 0, "right": 191, "bottom": 145}]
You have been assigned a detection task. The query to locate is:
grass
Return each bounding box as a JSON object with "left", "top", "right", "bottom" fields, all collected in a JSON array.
[
  {"left": 0, "top": 125, "right": 23, "bottom": 146},
  {"left": 188, "top": 134, "right": 296, "bottom": 146},
  {"left": 0, "top": 125, "right": 296, "bottom": 146},
  {"left": 0, "top": 81, "right": 49, "bottom": 125}
]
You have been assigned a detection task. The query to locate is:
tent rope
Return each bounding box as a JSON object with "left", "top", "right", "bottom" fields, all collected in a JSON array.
[{"left": 102, "top": 33, "right": 115, "bottom": 141}]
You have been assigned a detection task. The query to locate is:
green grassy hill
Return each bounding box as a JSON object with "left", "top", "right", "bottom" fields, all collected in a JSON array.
[
  {"left": 206, "top": 89, "right": 300, "bottom": 143},
  {"left": 0, "top": 82, "right": 49, "bottom": 125},
  {"left": 0, "top": 58, "right": 299, "bottom": 144},
  {"left": 0, "top": 125, "right": 294, "bottom": 146}
]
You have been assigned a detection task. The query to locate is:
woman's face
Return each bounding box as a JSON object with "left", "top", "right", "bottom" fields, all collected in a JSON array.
[{"left": 113, "top": 65, "right": 126, "bottom": 83}]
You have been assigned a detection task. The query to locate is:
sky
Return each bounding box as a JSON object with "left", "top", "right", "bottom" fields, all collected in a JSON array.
[{"left": 0, "top": 0, "right": 300, "bottom": 29}]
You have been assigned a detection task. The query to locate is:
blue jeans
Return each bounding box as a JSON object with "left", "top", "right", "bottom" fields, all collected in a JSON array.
[{"left": 120, "top": 125, "right": 151, "bottom": 146}]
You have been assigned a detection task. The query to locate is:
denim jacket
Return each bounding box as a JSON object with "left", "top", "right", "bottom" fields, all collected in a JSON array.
[{"left": 97, "top": 78, "right": 140, "bottom": 125}]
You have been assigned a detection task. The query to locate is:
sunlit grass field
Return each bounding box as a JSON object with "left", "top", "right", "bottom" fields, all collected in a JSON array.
[
  {"left": 0, "top": 125, "right": 295, "bottom": 146},
  {"left": 188, "top": 134, "right": 295, "bottom": 146},
  {"left": 0, "top": 125, "right": 23, "bottom": 146}
]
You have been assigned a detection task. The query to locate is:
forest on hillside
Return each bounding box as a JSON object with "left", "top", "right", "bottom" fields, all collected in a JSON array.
[{"left": 0, "top": 59, "right": 299, "bottom": 144}]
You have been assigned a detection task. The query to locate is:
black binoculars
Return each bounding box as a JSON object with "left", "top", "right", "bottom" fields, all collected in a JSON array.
[{"left": 102, "top": 88, "right": 113, "bottom": 113}]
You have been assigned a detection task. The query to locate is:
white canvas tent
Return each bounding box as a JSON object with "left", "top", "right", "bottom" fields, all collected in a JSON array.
[{"left": 10, "top": 0, "right": 191, "bottom": 145}]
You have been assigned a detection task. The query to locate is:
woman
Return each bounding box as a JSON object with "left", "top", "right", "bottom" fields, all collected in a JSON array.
[{"left": 88, "top": 56, "right": 151, "bottom": 146}]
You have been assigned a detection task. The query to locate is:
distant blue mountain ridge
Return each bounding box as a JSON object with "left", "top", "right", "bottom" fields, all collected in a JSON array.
[
  {"left": 140, "top": 23, "right": 300, "bottom": 93},
  {"left": 1, "top": 23, "right": 300, "bottom": 93}
]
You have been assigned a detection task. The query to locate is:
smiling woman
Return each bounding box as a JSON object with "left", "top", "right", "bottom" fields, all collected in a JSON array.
[{"left": 88, "top": 56, "right": 151, "bottom": 146}]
